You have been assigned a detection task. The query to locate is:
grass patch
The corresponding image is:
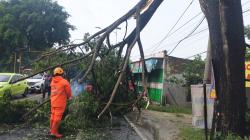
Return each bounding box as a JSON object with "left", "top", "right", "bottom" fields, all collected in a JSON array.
[
  {"left": 179, "top": 127, "right": 246, "bottom": 140},
  {"left": 147, "top": 105, "right": 192, "bottom": 114},
  {"left": 179, "top": 127, "right": 204, "bottom": 140}
]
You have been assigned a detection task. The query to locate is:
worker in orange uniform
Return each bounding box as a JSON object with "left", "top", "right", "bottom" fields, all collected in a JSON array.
[{"left": 50, "top": 67, "right": 72, "bottom": 138}]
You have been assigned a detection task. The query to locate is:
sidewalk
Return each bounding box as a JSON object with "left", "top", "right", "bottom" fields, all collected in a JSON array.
[{"left": 125, "top": 109, "right": 192, "bottom": 140}]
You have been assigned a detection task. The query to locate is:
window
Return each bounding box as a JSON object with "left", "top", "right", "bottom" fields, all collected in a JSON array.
[
  {"left": 11, "top": 75, "right": 18, "bottom": 83},
  {"left": 0, "top": 75, "right": 11, "bottom": 82},
  {"left": 31, "top": 74, "right": 43, "bottom": 79}
]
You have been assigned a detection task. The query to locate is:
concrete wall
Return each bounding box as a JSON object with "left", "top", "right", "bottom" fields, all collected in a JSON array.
[
  {"left": 163, "top": 82, "right": 188, "bottom": 106},
  {"left": 165, "top": 56, "right": 191, "bottom": 78}
]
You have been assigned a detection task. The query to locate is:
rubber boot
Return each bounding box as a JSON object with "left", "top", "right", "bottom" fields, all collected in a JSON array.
[{"left": 51, "top": 120, "right": 62, "bottom": 138}]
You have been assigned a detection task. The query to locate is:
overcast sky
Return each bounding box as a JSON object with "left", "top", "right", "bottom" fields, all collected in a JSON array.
[{"left": 56, "top": 0, "right": 250, "bottom": 60}]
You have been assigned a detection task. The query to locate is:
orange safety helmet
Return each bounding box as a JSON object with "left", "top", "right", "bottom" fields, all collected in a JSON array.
[{"left": 53, "top": 67, "right": 64, "bottom": 75}]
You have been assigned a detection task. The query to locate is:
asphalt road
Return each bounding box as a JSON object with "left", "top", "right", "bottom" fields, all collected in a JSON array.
[{"left": 12, "top": 92, "right": 47, "bottom": 103}]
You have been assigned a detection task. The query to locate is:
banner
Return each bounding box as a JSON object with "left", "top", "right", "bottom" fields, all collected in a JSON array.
[{"left": 245, "top": 61, "right": 250, "bottom": 87}]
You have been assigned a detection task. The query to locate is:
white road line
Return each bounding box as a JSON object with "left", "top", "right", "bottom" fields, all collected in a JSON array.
[{"left": 124, "top": 115, "right": 148, "bottom": 140}]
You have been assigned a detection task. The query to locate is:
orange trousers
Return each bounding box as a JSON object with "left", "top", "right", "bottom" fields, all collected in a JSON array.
[{"left": 50, "top": 106, "right": 65, "bottom": 135}]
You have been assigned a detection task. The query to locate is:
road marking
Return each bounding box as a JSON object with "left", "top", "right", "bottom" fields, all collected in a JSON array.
[{"left": 124, "top": 115, "right": 148, "bottom": 140}]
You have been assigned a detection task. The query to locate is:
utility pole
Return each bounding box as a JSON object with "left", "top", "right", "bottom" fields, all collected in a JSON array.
[
  {"left": 115, "top": 27, "right": 121, "bottom": 44},
  {"left": 19, "top": 50, "right": 22, "bottom": 73},
  {"left": 203, "top": 39, "right": 211, "bottom": 140},
  {"left": 16, "top": 48, "right": 28, "bottom": 74},
  {"left": 13, "top": 52, "right": 16, "bottom": 73},
  {"left": 95, "top": 26, "right": 121, "bottom": 43}
]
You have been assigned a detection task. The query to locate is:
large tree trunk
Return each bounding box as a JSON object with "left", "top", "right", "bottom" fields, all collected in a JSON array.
[
  {"left": 219, "top": 0, "right": 246, "bottom": 135},
  {"left": 199, "top": 0, "right": 246, "bottom": 136}
]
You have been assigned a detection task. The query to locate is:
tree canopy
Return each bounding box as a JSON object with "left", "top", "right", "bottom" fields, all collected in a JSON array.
[
  {"left": 183, "top": 55, "right": 205, "bottom": 86},
  {"left": 0, "top": 0, "right": 74, "bottom": 72},
  {"left": 245, "top": 25, "right": 250, "bottom": 40},
  {"left": 245, "top": 25, "right": 250, "bottom": 60}
]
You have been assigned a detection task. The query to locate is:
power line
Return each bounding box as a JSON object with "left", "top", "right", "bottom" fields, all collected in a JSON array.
[
  {"left": 243, "top": 0, "right": 250, "bottom": 6},
  {"left": 172, "top": 0, "right": 250, "bottom": 61},
  {"left": 168, "top": 16, "right": 205, "bottom": 55},
  {"left": 131, "top": 30, "right": 208, "bottom": 60},
  {"left": 167, "top": 12, "right": 203, "bottom": 38},
  {"left": 243, "top": 8, "right": 250, "bottom": 13},
  {"left": 178, "top": 33, "right": 209, "bottom": 49},
  {"left": 152, "top": 7, "right": 249, "bottom": 54},
  {"left": 244, "top": 12, "right": 250, "bottom": 17},
  {"left": 185, "top": 51, "right": 207, "bottom": 59},
  {"left": 135, "top": 1, "right": 249, "bottom": 60},
  {"left": 145, "top": 12, "right": 202, "bottom": 53},
  {"left": 167, "top": 7, "right": 249, "bottom": 58},
  {"left": 166, "top": 7, "right": 249, "bottom": 51},
  {"left": 162, "top": 27, "right": 208, "bottom": 47},
  {"left": 135, "top": 26, "right": 208, "bottom": 59},
  {"left": 156, "top": 3, "right": 249, "bottom": 50},
  {"left": 151, "top": 0, "right": 195, "bottom": 52},
  {"left": 189, "top": 27, "right": 208, "bottom": 37}
]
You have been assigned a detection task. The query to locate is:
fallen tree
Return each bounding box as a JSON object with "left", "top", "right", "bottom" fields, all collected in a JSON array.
[{"left": 16, "top": 0, "right": 164, "bottom": 121}]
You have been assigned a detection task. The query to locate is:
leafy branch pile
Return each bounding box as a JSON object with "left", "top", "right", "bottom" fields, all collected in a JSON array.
[{"left": 0, "top": 98, "right": 37, "bottom": 124}]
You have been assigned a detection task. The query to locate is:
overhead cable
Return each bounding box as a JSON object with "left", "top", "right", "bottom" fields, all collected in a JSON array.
[
  {"left": 168, "top": 16, "right": 205, "bottom": 55},
  {"left": 151, "top": 0, "right": 195, "bottom": 52}
]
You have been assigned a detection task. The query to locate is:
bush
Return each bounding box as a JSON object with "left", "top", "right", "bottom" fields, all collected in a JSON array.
[
  {"left": 214, "top": 132, "right": 245, "bottom": 140},
  {"left": 0, "top": 98, "right": 37, "bottom": 124},
  {"left": 61, "top": 92, "right": 105, "bottom": 132},
  {"left": 27, "top": 101, "right": 51, "bottom": 125}
]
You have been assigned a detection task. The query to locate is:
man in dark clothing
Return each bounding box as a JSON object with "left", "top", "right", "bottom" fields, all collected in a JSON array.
[{"left": 43, "top": 72, "right": 52, "bottom": 98}]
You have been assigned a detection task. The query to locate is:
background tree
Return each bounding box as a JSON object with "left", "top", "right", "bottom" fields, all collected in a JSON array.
[
  {"left": 182, "top": 55, "right": 205, "bottom": 101},
  {"left": 245, "top": 25, "right": 250, "bottom": 60},
  {"left": 245, "top": 48, "right": 250, "bottom": 60},
  {"left": 183, "top": 55, "right": 205, "bottom": 86},
  {"left": 33, "top": 49, "right": 87, "bottom": 79},
  {"left": 245, "top": 25, "right": 250, "bottom": 40},
  {"left": 0, "top": 0, "right": 74, "bottom": 72}
]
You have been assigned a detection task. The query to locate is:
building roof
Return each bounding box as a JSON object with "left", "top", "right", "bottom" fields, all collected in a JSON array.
[{"left": 130, "top": 51, "right": 191, "bottom": 74}]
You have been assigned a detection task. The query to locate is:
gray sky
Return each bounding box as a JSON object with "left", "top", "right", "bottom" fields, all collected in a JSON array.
[{"left": 57, "top": 0, "right": 250, "bottom": 60}]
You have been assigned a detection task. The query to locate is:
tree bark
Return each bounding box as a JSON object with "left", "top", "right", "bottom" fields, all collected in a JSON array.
[
  {"left": 199, "top": 0, "right": 246, "bottom": 136},
  {"left": 203, "top": 39, "right": 211, "bottom": 84},
  {"left": 219, "top": 0, "right": 246, "bottom": 136}
]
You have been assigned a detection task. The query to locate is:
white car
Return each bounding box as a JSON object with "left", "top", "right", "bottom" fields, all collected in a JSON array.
[{"left": 26, "top": 74, "right": 45, "bottom": 93}]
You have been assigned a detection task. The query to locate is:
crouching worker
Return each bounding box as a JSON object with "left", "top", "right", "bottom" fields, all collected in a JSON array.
[{"left": 50, "top": 67, "right": 72, "bottom": 138}]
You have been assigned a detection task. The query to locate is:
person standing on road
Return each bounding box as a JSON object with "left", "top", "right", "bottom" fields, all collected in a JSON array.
[
  {"left": 50, "top": 67, "right": 72, "bottom": 138},
  {"left": 43, "top": 72, "right": 52, "bottom": 99}
]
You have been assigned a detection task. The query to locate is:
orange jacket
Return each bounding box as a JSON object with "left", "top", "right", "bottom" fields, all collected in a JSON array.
[{"left": 50, "top": 76, "right": 72, "bottom": 107}]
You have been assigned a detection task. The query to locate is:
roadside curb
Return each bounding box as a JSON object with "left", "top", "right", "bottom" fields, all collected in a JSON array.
[
  {"left": 125, "top": 110, "right": 189, "bottom": 140},
  {"left": 124, "top": 115, "right": 148, "bottom": 140}
]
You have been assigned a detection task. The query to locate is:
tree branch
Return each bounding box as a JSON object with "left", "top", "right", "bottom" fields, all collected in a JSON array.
[
  {"left": 13, "top": 51, "right": 93, "bottom": 83},
  {"left": 98, "top": 5, "right": 142, "bottom": 119},
  {"left": 78, "top": 0, "right": 147, "bottom": 83},
  {"left": 138, "top": 36, "right": 148, "bottom": 95}
]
